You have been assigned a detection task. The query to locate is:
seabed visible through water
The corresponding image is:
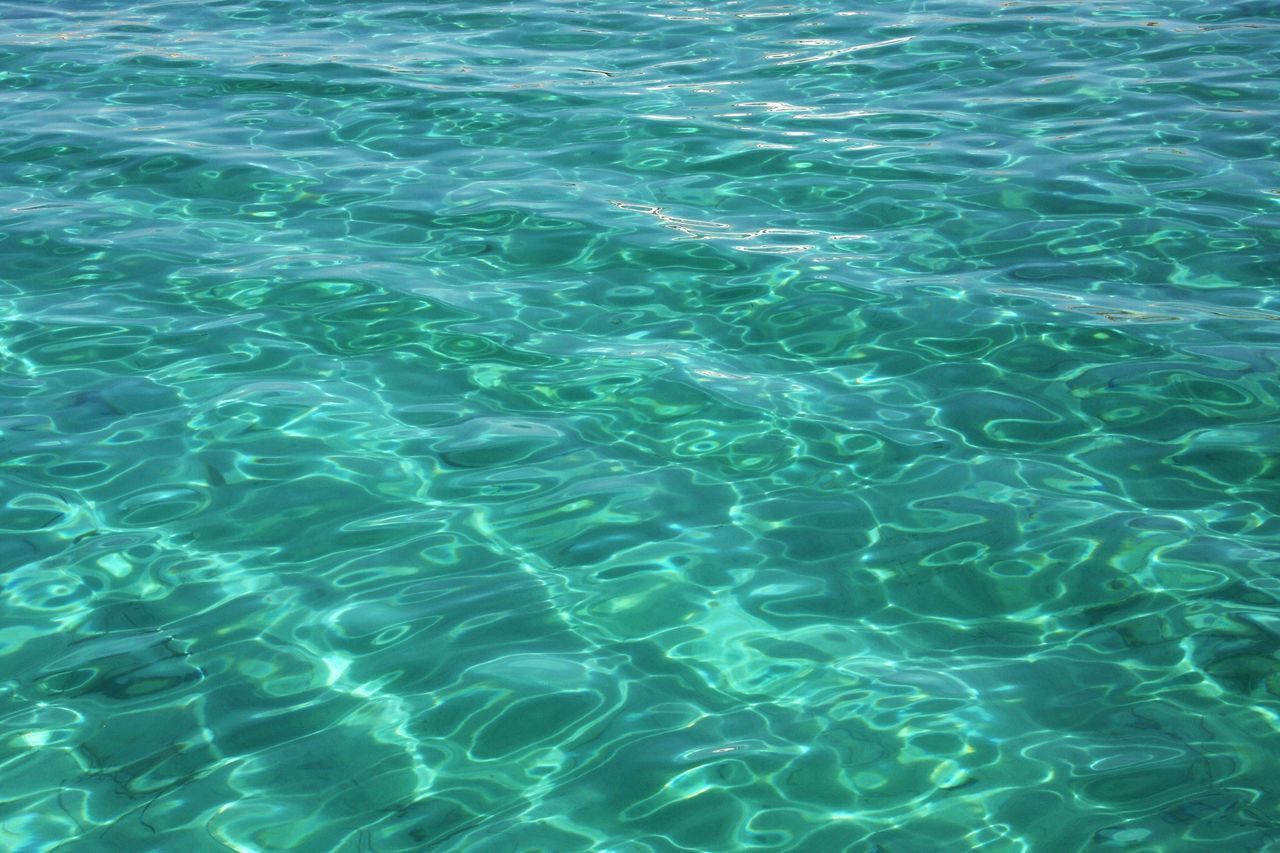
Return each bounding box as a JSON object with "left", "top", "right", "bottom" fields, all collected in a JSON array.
[{"left": 1, "top": 0, "right": 1279, "bottom": 850}]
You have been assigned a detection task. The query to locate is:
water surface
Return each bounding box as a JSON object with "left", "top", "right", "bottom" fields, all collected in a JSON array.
[{"left": 1, "top": 0, "right": 1279, "bottom": 850}]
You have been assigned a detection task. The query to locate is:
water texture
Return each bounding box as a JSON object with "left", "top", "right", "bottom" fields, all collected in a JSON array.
[{"left": 1, "top": 0, "right": 1279, "bottom": 849}]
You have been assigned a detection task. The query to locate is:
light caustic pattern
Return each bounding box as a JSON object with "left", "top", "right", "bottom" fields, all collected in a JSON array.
[{"left": 0, "top": 0, "right": 1279, "bottom": 850}]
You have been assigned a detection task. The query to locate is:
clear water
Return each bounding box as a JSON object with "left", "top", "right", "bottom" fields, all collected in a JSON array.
[{"left": 1, "top": 0, "right": 1279, "bottom": 850}]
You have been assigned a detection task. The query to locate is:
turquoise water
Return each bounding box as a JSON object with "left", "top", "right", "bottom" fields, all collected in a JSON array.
[{"left": 2, "top": 0, "right": 1279, "bottom": 849}]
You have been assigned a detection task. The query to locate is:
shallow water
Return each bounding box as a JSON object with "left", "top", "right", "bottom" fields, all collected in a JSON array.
[{"left": 1, "top": 0, "right": 1279, "bottom": 850}]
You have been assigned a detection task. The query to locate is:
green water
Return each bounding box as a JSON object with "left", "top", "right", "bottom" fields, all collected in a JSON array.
[{"left": 2, "top": 0, "right": 1279, "bottom": 850}]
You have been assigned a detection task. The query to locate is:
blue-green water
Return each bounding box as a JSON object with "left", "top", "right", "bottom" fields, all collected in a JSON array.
[{"left": 2, "top": 0, "right": 1279, "bottom": 849}]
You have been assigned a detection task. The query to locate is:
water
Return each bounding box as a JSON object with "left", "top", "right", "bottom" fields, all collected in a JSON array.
[{"left": 1, "top": 0, "right": 1278, "bottom": 849}]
